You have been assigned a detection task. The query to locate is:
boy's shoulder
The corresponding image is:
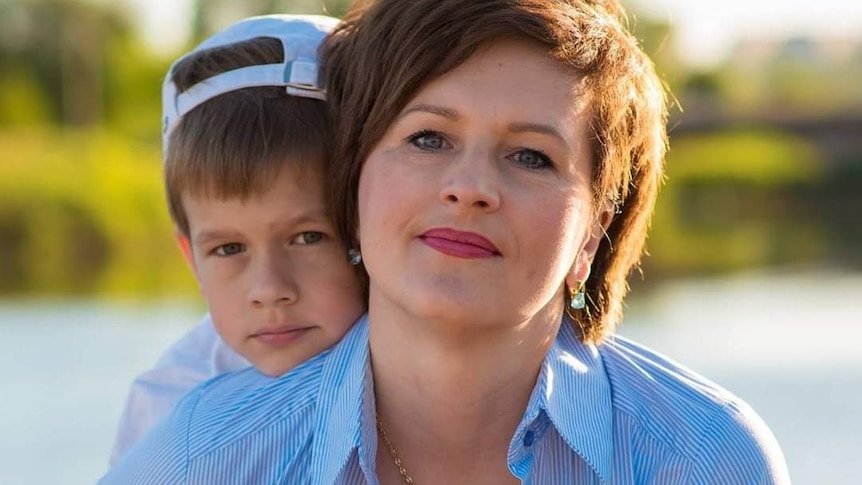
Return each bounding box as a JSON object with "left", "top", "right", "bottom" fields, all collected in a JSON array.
[
  {"left": 183, "top": 314, "right": 370, "bottom": 447},
  {"left": 599, "top": 335, "right": 790, "bottom": 482},
  {"left": 101, "top": 319, "right": 371, "bottom": 484},
  {"left": 183, "top": 351, "right": 327, "bottom": 457},
  {"left": 101, "top": 353, "right": 327, "bottom": 485}
]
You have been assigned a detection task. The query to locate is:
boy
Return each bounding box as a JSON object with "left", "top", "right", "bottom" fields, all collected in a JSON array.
[{"left": 109, "top": 14, "right": 365, "bottom": 465}]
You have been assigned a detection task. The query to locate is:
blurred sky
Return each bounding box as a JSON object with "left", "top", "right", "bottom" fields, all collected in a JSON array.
[
  {"left": 127, "top": 0, "right": 862, "bottom": 67},
  {"left": 638, "top": 0, "right": 862, "bottom": 66}
]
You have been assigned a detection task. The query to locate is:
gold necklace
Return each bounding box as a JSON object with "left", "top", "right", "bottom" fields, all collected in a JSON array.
[{"left": 376, "top": 416, "right": 416, "bottom": 484}]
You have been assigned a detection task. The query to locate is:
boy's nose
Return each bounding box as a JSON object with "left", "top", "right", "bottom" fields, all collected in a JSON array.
[{"left": 247, "top": 257, "right": 298, "bottom": 307}]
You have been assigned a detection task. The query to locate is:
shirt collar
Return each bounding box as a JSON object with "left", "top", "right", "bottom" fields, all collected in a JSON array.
[
  {"left": 513, "top": 319, "right": 614, "bottom": 483},
  {"left": 312, "top": 316, "right": 613, "bottom": 484}
]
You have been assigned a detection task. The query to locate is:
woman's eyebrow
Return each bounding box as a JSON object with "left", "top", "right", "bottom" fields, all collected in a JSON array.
[
  {"left": 398, "top": 104, "right": 459, "bottom": 121},
  {"left": 400, "top": 104, "right": 565, "bottom": 137},
  {"left": 508, "top": 122, "right": 568, "bottom": 146}
]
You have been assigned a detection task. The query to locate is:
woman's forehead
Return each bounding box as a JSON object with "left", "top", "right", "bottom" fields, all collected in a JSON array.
[{"left": 397, "top": 39, "right": 590, "bottom": 135}]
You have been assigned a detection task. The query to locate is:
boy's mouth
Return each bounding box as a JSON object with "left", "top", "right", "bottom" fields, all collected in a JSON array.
[{"left": 250, "top": 325, "right": 313, "bottom": 346}]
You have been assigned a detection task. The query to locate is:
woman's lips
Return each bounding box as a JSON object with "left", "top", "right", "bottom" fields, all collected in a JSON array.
[
  {"left": 250, "top": 325, "right": 312, "bottom": 346},
  {"left": 419, "top": 227, "right": 501, "bottom": 259}
]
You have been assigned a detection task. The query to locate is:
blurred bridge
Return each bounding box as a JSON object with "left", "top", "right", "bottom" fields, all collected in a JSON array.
[{"left": 670, "top": 112, "right": 862, "bottom": 168}]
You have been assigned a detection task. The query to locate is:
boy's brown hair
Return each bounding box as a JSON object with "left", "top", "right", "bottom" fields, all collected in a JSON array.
[
  {"left": 322, "top": 0, "right": 669, "bottom": 343},
  {"left": 165, "top": 37, "right": 331, "bottom": 237}
]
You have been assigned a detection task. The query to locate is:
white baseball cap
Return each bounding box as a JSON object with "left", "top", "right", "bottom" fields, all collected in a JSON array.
[{"left": 161, "top": 14, "right": 337, "bottom": 156}]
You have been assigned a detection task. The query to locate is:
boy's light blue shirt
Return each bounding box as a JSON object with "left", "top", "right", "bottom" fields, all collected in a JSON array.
[
  {"left": 110, "top": 315, "right": 250, "bottom": 465},
  {"left": 101, "top": 315, "right": 790, "bottom": 484}
]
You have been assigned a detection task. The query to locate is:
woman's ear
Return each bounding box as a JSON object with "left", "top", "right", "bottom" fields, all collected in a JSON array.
[{"left": 566, "top": 204, "right": 614, "bottom": 289}]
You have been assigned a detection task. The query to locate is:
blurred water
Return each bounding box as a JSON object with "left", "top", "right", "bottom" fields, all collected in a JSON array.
[
  {"left": 0, "top": 300, "right": 202, "bottom": 485},
  {"left": 620, "top": 270, "right": 862, "bottom": 484},
  {"left": 1, "top": 271, "right": 860, "bottom": 484}
]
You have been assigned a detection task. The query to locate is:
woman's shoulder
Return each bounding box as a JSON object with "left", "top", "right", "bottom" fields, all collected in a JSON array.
[
  {"left": 598, "top": 335, "right": 790, "bottom": 483},
  {"left": 599, "top": 334, "right": 735, "bottom": 410}
]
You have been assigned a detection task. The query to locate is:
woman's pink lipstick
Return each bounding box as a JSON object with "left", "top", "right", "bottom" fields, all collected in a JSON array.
[{"left": 419, "top": 228, "right": 500, "bottom": 259}]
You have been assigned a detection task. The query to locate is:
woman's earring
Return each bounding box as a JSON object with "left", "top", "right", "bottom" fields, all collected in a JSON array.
[
  {"left": 348, "top": 248, "right": 362, "bottom": 266},
  {"left": 568, "top": 281, "right": 586, "bottom": 310}
]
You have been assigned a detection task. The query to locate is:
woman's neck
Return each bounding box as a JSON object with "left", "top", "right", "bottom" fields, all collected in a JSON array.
[{"left": 367, "top": 293, "right": 562, "bottom": 483}]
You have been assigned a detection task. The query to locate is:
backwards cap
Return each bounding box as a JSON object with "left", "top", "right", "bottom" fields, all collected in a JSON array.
[{"left": 161, "top": 14, "right": 337, "bottom": 156}]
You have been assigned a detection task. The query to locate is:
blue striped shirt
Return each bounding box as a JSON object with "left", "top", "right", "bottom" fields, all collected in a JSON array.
[{"left": 101, "top": 316, "right": 790, "bottom": 484}]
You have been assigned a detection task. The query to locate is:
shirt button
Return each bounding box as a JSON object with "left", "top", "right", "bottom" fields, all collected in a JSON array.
[{"left": 523, "top": 430, "right": 535, "bottom": 447}]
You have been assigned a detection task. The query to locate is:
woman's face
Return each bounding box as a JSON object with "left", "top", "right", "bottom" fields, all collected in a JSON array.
[{"left": 358, "top": 39, "right": 603, "bottom": 328}]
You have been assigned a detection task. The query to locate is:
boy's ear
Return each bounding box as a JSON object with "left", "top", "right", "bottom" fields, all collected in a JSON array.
[{"left": 175, "top": 230, "right": 198, "bottom": 276}]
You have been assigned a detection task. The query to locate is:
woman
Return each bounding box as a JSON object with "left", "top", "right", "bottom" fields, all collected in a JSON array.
[
  {"left": 103, "top": 0, "right": 790, "bottom": 483},
  {"left": 323, "top": 1, "right": 788, "bottom": 481}
]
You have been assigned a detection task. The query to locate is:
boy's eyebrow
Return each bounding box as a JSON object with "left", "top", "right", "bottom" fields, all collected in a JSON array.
[
  {"left": 276, "top": 211, "right": 332, "bottom": 228},
  {"left": 192, "top": 230, "right": 242, "bottom": 247},
  {"left": 191, "top": 212, "right": 332, "bottom": 246}
]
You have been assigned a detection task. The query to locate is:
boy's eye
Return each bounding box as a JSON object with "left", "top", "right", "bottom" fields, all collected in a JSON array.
[
  {"left": 508, "top": 148, "right": 553, "bottom": 170},
  {"left": 214, "top": 243, "right": 245, "bottom": 256},
  {"left": 407, "top": 130, "right": 449, "bottom": 151},
  {"left": 292, "top": 231, "right": 325, "bottom": 245}
]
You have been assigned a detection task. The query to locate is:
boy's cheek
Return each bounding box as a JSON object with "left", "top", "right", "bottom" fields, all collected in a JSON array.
[{"left": 197, "top": 263, "right": 245, "bottom": 294}]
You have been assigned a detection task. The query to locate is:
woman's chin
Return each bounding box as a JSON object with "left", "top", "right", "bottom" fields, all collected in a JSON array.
[
  {"left": 402, "top": 292, "right": 500, "bottom": 328},
  {"left": 370, "top": 276, "right": 514, "bottom": 328}
]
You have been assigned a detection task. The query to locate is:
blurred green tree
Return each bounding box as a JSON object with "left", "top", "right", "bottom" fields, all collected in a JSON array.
[
  {"left": 1, "top": 0, "right": 857, "bottom": 296},
  {"left": 0, "top": 0, "right": 166, "bottom": 135},
  {"left": 1, "top": 0, "right": 121, "bottom": 126}
]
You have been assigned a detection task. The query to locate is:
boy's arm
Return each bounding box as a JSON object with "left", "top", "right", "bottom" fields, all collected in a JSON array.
[{"left": 109, "top": 314, "right": 249, "bottom": 465}]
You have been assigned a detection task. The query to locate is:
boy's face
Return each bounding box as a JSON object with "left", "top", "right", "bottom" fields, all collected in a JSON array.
[{"left": 179, "top": 162, "right": 365, "bottom": 377}]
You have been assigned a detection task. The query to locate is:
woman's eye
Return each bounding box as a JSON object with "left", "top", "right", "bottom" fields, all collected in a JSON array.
[
  {"left": 293, "top": 231, "right": 325, "bottom": 245},
  {"left": 510, "top": 148, "right": 553, "bottom": 170},
  {"left": 214, "top": 243, "right": 245, "bottom": 256},
  {"left": 407, "top": 130, "right": 449, "bottom": 151}
]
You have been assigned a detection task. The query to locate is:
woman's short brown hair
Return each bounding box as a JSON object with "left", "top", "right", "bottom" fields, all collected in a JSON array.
[
  {"left": 166, "top": 37, "right": 331, "bottom": 237},
  {"left": 322, "top": 0, "right": 669, "bottom": 343}
]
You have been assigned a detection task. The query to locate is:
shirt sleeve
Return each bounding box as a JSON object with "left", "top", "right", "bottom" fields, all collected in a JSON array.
[
  {"left": 108, "top": 314, "right": 250, "bottom": 465},
  {"left": 690, "top": 400, "right": 792, "bottom": 484}
]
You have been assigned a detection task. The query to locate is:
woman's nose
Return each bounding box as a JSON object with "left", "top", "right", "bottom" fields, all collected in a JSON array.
[{"left": 439, "top": 150, "right": 501, "bottom": 212}]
